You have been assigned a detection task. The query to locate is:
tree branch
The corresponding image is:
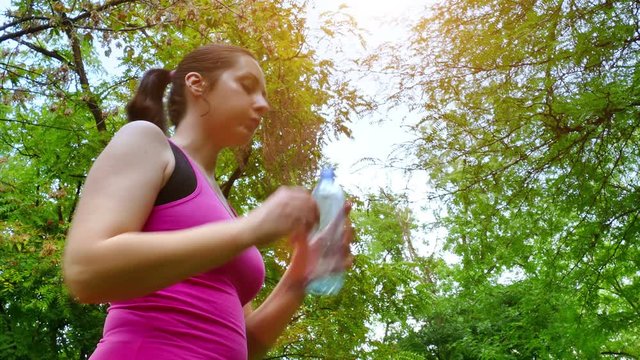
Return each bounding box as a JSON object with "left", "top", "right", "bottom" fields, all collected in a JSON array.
[
  {"left": 0, "top": 0, "right": 137, "bottom": 43},
  {"left": 220, "top": 148, "right": 252, "bottom": 198},
  {"left": 0, "top": 63, "right": 51, "bottom": 87},
  {"left": 0, "top": 133, "right": 39, "bottom": 158},
  {"left": 60, "top": 14, "right": 106, "bottom": 131},
  {"left": 74, "top": 23, "right": 156, "bottom": 32},
  {"left": 0, "top": 117, "right": 75, "bottom": 131},
  {"left": 0, "top": 21, "right": 52, "bottom": 43},
  {"left": 0, "top": 15, "right": 50, "bottom": 32},
  {"left": 212, "top": 0, "right": 244, "bottom": 19},
  {"left": 67, "top": 180, "right": 84, "bottom": 223},
  {"left": 263, "top": 354, "right": 324, "bottom": 360},
  {"left": 601, "top": 351, "right": 638, "bottom": 359},
  {"left": 12, "top": 39, "right": 72, "bottom": 66}
]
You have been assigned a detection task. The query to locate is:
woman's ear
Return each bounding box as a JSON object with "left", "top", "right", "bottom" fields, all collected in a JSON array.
[{"left": 184, "top": 72, "right": 207, "bottom": 97}]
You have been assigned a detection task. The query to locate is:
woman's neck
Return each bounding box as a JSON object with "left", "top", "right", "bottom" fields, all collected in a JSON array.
[{"left": 171, "top": 124, "right": 221, "bottom": 179}]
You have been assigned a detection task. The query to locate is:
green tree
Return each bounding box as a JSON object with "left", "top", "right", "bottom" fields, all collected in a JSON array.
[
  {"left": 0, "top": 0, "right": 372, "bottom": 357},
  {"left": 264, "top": 190, "right": 435, "bottom": 359},
  {"left": 378, "top": 0, "right": 640, "bottom": 357}
]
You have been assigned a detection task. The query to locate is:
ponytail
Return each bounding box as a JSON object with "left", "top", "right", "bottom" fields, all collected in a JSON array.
[{"left": 126, "top": 69, "right": 172, "bottom": 132}]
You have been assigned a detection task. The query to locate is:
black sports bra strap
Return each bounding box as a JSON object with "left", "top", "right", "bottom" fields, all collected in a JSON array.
[{"left": 154, "top": 142, "right": 197, "bottom": 206}]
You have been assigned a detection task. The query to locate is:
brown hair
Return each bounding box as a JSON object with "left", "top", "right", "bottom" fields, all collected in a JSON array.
[{"left": 126, "top": 44, "right": 256, "bottom": 132}]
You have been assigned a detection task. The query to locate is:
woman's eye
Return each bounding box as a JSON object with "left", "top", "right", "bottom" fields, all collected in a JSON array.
[{"left": 241, "top": 82, "right": 252, "bottom": 93}]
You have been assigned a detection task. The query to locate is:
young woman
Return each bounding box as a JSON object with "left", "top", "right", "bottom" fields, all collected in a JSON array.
[{"left": 63, "top": 43, "right": 353, "bottom": 359}]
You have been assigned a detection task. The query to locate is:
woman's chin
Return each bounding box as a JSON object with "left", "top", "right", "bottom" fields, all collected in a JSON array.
[{"left": 241, "top": 127, "right": 257, "bottom": 141}]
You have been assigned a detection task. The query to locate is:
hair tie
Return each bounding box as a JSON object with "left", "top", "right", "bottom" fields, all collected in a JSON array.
[{"left": 169, "top": 70, "right": 176, "bottom": 79}]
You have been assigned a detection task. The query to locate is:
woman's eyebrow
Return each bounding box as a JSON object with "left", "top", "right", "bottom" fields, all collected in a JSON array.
[
  {"left": 239, "top": 72, "right": 268, "bottom": 98},
  {"left": 239, "top": 72, "right": 260, "bottom": 83}
]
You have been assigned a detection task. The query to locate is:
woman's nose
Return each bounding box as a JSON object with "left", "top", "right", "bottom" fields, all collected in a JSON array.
[{"left": 254, "top": 95, "right": 270, "bottom": 115}]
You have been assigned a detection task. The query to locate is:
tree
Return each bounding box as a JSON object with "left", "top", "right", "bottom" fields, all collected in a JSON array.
[
  {"left": 0, "top": 0, "right": 372, "bottom": 357},
  {"left": 264, "top": 190, "right": 435, "bottom": 359},
  {"left": 378, "top": 0, "right": 640, "bottom": 357}
]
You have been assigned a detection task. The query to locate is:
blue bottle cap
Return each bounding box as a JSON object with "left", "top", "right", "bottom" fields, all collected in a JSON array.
[{"left": 320, "top": 167, "right": 335, "bottom": 179}]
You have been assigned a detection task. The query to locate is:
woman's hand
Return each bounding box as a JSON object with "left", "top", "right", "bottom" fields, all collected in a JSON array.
[
  {"left": 243, "top": 203, "right": 354, "bottom": 358},
  {"left": 246, "top": 186, "right": 320, "bottom": 247},
  {"left": 286, "top": 202, "right": 354, "bottom": 291}
]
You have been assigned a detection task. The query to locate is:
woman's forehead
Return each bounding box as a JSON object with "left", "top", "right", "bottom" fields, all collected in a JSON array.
[{"left": 231, "top": 55, "right": 265, "bottom": 80}]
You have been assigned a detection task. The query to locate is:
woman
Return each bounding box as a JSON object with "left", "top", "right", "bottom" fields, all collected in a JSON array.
[{"left": 63, "top": 43, "right": 352, "bottom": 359}]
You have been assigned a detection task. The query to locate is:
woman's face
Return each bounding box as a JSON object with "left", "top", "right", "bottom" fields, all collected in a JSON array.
[{"left": 203, "top": 55, "right": 270, "bottom": 148}]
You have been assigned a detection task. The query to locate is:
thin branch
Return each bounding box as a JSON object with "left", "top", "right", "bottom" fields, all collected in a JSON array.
[
  {"left": 601, "top": 351, "right": 638, "bottom": 359},
  {"left": 558, "top": 121, "right": 639, "bottom": 281},
  {"left": 74, "top": 23, "right": 156, "bottom": 32},
  {"left": 612, "top": 277, "right": 640, "bottom": 318},
  {"left": 0, "top": 22, "right": 51, "bottom": 43},
  {"left": 0, "top": 133, "right": 39, "bottom": 158},
  {"left": 0, "top": 63, "right": 51, "bottom": 87},
  {"left": 212, "top": 0, "right": 244, "bottom": 19},
  {"left": 0, "top": 342, "right": 18, "bottom": 354},
  {"left": 0, "top": 179, "right": 18, "bottom": 191},
  {"left": 263, "top": 354, "right": 324, "bottom": 360},
  {"left": 12, "top": 39, "right": 72, "bottom": 66},
  {"left": 96, "top": 75, "right": 136, "bottom": 98},
  {"left": 0, "top": 15, "right": 50, "bottom": 32},
  {"left": 0, "top": 86, "right": 50, "bottom": 97},
  {"left": 0, "top": 117, "right": 76, "bottom": 131}
]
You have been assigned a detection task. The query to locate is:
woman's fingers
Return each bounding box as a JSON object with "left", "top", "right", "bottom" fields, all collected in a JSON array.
[
  {"left": 341, "top": 201, "right": 355, "bottom": 269},
  {"left": 344, "top": 254, "right": 354, "bottom": 269},
  {"left": 250, "top": 186, "right": 320, "bottom": 245}
]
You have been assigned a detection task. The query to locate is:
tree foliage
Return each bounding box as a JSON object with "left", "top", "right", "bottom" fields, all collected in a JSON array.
[
  {"left": 0, "top": 0, "right": 375, "bottom": 357},
  {"left": 5, "top": 0, "right": 639, "bottom": 357},
  {"left": 263, "top": 190, "right": 435, "bottom": 359},
  {"left": 377, "top": 0, "right": 640, "bottom": 357}
]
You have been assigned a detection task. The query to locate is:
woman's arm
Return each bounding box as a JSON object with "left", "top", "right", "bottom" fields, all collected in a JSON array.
[
  {"left": 245, "top": 232, "right": 308, "bottom": 360},
  {"left": 63, "top": 121, "right": 254, "bottom": 303},
  {"left": 245, "top": 205, "right": 353, "bottom": 359},
  {"left": 63, "top": 121, "right": 317, "bottom": 304}
]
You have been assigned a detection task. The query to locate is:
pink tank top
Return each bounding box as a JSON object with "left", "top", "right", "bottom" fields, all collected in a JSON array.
[{"left": 90, "top": 141, "right": 265, "bottom": 359}]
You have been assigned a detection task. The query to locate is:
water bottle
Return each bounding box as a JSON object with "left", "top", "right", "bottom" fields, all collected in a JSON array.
[{"left": 306, "top": 167, "right": 346, "bottom": 296}]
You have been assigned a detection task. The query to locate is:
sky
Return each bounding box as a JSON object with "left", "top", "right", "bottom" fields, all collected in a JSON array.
[
  {"left": 305, "top": 0, "right": 450, "bottom": 259},
  {"left": 306, "top": 0, "right": 427, "bottom": 195}
]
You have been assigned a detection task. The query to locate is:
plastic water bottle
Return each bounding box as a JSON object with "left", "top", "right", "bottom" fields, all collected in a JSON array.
[{"left": 306, "top": 167, "right": 346, "bottom": 296}]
